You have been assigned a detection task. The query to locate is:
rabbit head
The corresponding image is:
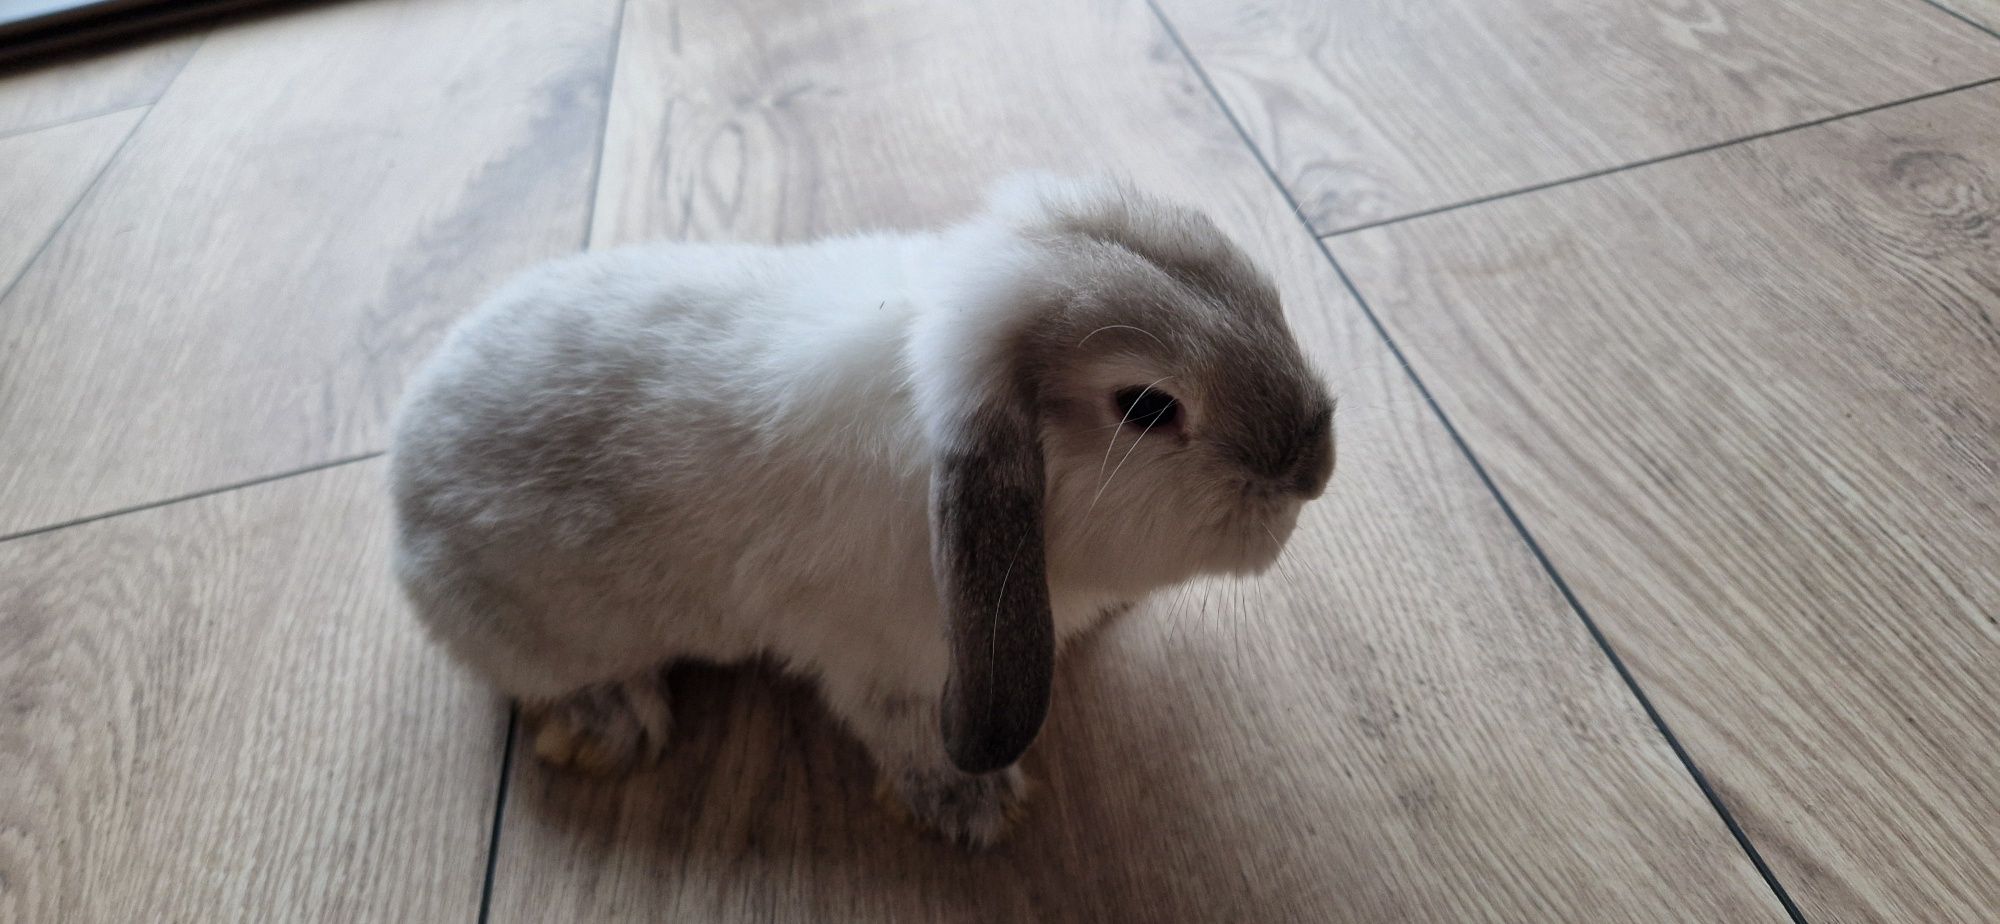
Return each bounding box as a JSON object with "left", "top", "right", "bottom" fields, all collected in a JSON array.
[{"left": 912, "top": 175, "right": 1336, "bottom": 773}]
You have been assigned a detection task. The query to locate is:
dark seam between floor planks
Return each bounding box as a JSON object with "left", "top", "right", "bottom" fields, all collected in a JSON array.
[
  {"left": 1314, "top": 74, "right": 2000, "bottom": 239},
  {"left": 1143, "top": 0, "right": 1821, "bottom": 919},
  {"left": 1919, "top": 0, "right": 2000, "bottom": 43},
  {"left": 0, "top": 31, "right": 203, "bottom": 309},
  {"left": 0, "top": 449, "right": 381, "bottom": 546}
]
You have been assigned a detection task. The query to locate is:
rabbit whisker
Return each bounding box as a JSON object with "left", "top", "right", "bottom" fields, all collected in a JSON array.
[
  {"left": 1177, "top": 581, "right": 1216, "bottom": 647},
  {"left": 1257, "top": 520, "right": 1306, "bottom": 595},
  {"left": 1228, "top": 579, "right": 1246, "bottom": 663},
  {"left": 1088, "top": 412, "right": 1162, "bottom": 514},
  {"left": 1096, "top": 375, "right": 1173, "bottom": 483},
  {"left": 983, "top": 534, "right": 1030, "bottom": 726},
  {"left": 1078, "top": 324, "right": 1165, "bottom": 348},
  {"left": 1166, "top": 580, "right": 1198, "bottom": 645}
]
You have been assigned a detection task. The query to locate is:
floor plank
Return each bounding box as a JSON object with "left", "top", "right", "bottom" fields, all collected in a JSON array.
[
  {"left": 0, "top": 459, "right": 504, "bottom": 922},
  {"left": 0, "top": 0, "right": 621, "bottom": 536},
  {"left": 1334, "top": 84, "right": 2000, "bottom": 924},
  {"left": 0, "top": 30, "right": 196, "bottom": 136},
  {"left": 0, "top": 107, "right": 139, "bottom": 289},
  {"left": 1155, "top": 0, "right": 2000, "bottom": 232},
  {"left": 484, "top": 1, "right": 1793, "bottom": 921}
]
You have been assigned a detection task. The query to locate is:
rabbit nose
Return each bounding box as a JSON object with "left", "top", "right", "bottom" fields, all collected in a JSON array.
[{"left": 1289, "top": 423, "right": 1335, "bottom": 499}]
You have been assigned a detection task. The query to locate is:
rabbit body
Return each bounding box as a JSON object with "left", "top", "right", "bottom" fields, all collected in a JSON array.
[
  {"left": 395, "top": 236, "right": 1112, "bottom": 696},
  {"left": 391, "top": 177, "right": 1335, "bottom": 846}
]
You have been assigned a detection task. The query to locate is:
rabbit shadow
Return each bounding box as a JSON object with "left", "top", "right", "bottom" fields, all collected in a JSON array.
[{"left": 500, "top": 613, "right": 1377, "bottom": 923}]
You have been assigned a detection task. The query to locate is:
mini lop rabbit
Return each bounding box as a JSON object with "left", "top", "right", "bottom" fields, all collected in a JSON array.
[{"left": 390, "top": 175, "right": 1335, "bottom": 846}]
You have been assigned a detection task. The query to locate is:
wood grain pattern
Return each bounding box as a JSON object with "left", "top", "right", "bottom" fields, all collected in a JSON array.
[
  {"left": 0, "top": 459, "right": 505, "bottom": 922},
  {"left": 485, "top": 0, "right": 1792, "bottom": 920},
  {"left": 0, "top": 0, "right": 621, "bottom": 536},
  {"left": 0, "top": 107, "right": 139, "bottom": 288},
  {"left": 1155, "top": 0, "right": 2000, "bottom": 232},
  {"left": 1334, "top": 83, "right": 2000, "bottom": 924},
  {"left": 0, "top": 29, "right": 195, "bottom": 136}
]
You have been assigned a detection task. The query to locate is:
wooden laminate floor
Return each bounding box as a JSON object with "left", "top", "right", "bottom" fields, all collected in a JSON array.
[{"left": 1, "top": 1, "right": 1994, "bottom": 921}]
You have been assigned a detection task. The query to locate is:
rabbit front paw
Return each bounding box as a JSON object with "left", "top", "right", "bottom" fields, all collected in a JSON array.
[{"left": 879, "top": 764, "right": 1029, "bottom": 849}]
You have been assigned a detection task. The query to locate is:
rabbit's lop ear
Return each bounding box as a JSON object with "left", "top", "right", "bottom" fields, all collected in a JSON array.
[{"left": 931, "top": 386, "right": 1055, "bottom": 775}]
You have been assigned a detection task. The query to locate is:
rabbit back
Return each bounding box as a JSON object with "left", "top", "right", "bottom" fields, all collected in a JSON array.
[{"left": 389, "top": 239, "right": 953, "bottom": 700}]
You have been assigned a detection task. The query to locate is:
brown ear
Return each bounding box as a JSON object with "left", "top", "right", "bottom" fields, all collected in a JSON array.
[{"left": 932, "top": 399, "right": 1054, "bottom": 775}]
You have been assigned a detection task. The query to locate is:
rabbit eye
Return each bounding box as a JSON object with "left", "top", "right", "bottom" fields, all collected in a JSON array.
[{"left": 1113, "top": 386, "right": 1180, "bottom": 430}]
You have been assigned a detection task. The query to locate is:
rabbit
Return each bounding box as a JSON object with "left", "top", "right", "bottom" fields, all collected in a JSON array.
[{"left": 388, "top": 173, "right": 1336, "bottom": 847}]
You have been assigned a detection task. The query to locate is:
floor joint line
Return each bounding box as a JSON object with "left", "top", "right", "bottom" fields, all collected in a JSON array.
[
  {"left": 1918, "top": 0, "right": 2000, "bottom": 44},
  {"left": 1143, "top": 1, "right": 1815, "bottom": 919},
  {"left": 475, "top": 709, "right": 520, "bottom": 924},
  {"left": 1319, "top": 74, "right": 2000, "bottom": 238},
  {"left": 0, "top": 30, "right": 207, "bottom": 308},
  {"left": 0, "top": 450, "right": 385, "bottom": 545}
]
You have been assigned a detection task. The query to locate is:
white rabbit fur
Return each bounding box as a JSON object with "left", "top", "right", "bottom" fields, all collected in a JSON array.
[{"left": 390, "top": 174, "right": 1334, "bottom": 846}]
